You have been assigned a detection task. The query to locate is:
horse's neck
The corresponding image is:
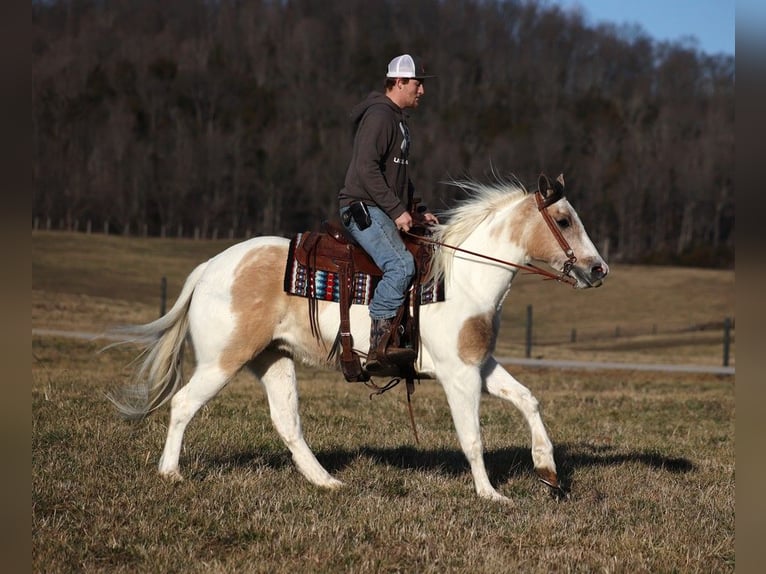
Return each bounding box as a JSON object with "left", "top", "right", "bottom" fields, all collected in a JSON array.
[{"left": 447, "top": 223, "right": 526, "bottom": 311}]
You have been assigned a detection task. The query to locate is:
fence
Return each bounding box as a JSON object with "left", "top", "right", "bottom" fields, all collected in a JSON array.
[
  {"left": 32, "top": 216, "right": 257, "bottom": 241},
  {"left": 520, "top": 304, "right": 735, "bottom": 367}
]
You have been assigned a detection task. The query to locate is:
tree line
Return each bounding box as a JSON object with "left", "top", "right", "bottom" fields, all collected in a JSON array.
[{"left": 32, "top": 0, "right": 734, "bottom": 267}]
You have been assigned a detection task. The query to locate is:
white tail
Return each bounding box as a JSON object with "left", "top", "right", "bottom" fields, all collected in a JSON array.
[{"left": 106, "top": 261, "right": 209, "bottom": 419}]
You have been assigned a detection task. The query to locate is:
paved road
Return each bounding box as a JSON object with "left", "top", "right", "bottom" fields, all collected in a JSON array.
[{"left": 32, "top": 328, "right": 735, "bottom": 376}]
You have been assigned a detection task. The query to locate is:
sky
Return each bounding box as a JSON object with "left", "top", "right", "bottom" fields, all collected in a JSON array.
[{"left": 551, "top": 0, "right": 735, "bottom": 56}]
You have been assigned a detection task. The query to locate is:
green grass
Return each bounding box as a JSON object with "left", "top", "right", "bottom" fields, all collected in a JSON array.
[{"left": 32, "top": 232, "right": 735, "bottom": 572}]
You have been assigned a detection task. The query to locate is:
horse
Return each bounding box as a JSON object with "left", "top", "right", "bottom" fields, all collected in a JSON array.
[{"left": 107, "top": 173, "right": 609, "bottom": 502}]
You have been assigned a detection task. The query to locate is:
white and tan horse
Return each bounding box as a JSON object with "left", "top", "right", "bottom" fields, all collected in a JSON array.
[{"left": 109, "top": 174, "right": 608, "bottom": 502}]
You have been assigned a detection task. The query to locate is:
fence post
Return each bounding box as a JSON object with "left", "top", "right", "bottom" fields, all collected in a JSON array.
[
  {"left": 525, "top": 304, "right": 533, "bottom": 358},
  {"left": 570, "top": 328, "right": 577, "bottom": 343},
  {"left": 160, "top": 276, "right": 167, "bottom": 317},
  {"left": 723, "top": 317, "right": 732, "bottom": 367}
]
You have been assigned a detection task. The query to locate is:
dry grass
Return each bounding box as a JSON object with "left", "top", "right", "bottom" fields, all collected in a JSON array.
[
  {"left": 32, "top": 231, "right": 735, "bottom": 366},
  {"left": 32, "top": 232, "right": 735, "bottom": 572}
]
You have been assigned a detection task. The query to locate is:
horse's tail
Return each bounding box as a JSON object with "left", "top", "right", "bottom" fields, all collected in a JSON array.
[{"left": 105, "top": 260, "right": 209, "bottom": 420}]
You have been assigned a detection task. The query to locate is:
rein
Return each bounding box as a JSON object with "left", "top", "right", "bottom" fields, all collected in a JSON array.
[{"left": 406, "top": 190, "right": 578, "bottom": 287}]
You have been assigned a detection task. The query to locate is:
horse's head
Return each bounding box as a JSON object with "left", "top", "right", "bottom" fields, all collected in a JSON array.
[{"left": 524, "top": 173, "right": 609, "bottom": 288}]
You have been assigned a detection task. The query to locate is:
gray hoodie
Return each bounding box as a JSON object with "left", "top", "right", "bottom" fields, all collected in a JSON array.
[{"left": 338, "top": 92, "right": 415, "bottom": 221}]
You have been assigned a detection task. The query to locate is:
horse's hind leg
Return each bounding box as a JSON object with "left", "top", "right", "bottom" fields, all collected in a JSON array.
[
  {"left": 158, "top": 362, "right": 233, "bottom": 480},
  {"left": 482, "top": 357, "right": 558, "bottom": 488},
  {"left": 250, "top": 351, "right": 343, "bottom": 490}
]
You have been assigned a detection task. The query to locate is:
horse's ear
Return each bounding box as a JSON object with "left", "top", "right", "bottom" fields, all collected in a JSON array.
[
  {"left": 554, "top": 173, "right": 565, "bottom": 196},
  {"left": 538, "top": 173, "right": 563, "bottom": 207},
  {"left": 538, "top": 173, "right": 551, "bottom": 195}
]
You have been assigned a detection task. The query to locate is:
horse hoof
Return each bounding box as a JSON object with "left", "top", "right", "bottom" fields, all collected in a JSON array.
[
  {"left": 324, "top": 478, "right": 345, "bottom": 490},
  {"left": 535, "top": 468, "right": 559, "bottom": 489},
  {"left": 479, "top": 490, "right": 513, "bottom": 504},
  {"left": 160, "top": 470, "right": 184, "bottom": 483}
]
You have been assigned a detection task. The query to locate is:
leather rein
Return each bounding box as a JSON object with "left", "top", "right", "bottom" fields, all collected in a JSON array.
[{"left": 406, "top": 190, "right": 578, "bottom": 287}]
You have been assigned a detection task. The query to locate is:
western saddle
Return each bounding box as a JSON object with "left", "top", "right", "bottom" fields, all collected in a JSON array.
[{"left": 290, "top": 219, "right": 436, "bottom": 385}]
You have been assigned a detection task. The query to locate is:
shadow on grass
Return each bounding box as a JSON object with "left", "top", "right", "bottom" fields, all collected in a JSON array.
[
  {"left": 203, "top": 441, "right": 695, "bottom": 492},
  {"left": 551, "top": 442, "right": 695, "bottom": 494}
]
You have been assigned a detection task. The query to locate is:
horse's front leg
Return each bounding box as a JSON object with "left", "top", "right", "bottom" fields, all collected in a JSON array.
[
  {"left": 437, "top": 363, "right": 509, "bottom": 502},
  {"left": 482, "top": 357, "right": 558, "bottom": 488}
]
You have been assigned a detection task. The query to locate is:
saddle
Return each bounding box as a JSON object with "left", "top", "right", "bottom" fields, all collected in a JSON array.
[{"left": 286, "top": 220, "right": 437, "bottom": 383}]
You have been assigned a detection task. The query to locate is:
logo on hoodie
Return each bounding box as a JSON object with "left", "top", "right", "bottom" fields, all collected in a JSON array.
[{"left": 394, "top": 121, "right": 411, "bottom": 164}]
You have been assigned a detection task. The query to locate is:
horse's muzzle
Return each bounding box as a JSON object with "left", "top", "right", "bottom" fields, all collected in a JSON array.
[{"left": 571, "top": 260, "right": 609, "bottom": 288}]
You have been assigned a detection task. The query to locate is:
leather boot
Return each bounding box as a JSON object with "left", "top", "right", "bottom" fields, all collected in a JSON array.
[{"left": 365, "top": 317, "right": 416, "bottom": 374}]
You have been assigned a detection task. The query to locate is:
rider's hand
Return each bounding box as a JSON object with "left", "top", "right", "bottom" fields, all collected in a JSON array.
[
  {"left": 394, "top": 211, "right": 413, "bottom": 232},
  {"left": 421, "top": 212, "right": 439, "bottom": 225}
]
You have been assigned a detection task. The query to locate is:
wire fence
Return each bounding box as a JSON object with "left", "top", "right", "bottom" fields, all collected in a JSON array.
[
  {"left": 32, "top": 216, "right": 258, "bottom": 241},
  {"left": 512, "top": 304, "right": 735, "bottom": 367}
]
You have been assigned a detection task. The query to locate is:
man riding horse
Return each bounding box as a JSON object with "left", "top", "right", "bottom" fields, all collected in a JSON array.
[{"left": 338, "top": 54, "right": 439, "bottom": 375}]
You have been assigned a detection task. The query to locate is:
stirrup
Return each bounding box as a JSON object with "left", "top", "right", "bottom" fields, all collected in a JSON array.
[
  {"left": 384, "top": 346, "right": 417, "bottom": 364},
  {"left": 364, "top": 360, "right": 401, "bottom": 377},
  {"left": 365, "top": 347, "right": 416, "bottom": 377}
]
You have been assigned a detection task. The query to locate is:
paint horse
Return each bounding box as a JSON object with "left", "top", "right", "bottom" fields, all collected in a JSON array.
[{"left": 108, "top": 173, "right": 609, "bottom": 502}]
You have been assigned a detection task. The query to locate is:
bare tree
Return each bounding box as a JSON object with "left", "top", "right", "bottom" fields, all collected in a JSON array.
[{"left": 32, "top": 0, "right": 734, "bottom": 267}]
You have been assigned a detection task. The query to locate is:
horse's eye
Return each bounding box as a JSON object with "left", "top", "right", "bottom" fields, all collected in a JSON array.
[{"left": 556, "top": 218, "right": 570, "bottom": 229}]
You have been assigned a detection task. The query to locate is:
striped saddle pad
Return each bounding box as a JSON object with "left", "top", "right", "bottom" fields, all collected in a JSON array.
[{"left": 283, "top": 231, "right": 444, "bottom": 306}]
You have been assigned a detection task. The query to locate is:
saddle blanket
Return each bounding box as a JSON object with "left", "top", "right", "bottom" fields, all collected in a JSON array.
[{"left": 283, "top": 232, "right": 444, "bottom": 306}]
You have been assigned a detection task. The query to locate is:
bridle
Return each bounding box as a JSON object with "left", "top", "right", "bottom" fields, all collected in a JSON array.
[
  {"left": 406, "top": 189, "right": 578, "bottom": 287},
  {"left": 534, "top": 188, "right": 578, "bottom": 280}
]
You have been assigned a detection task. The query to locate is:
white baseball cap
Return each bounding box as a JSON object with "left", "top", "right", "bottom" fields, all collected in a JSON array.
[{"left": 386, "top": 54, "right": 435, "bottom": 79}]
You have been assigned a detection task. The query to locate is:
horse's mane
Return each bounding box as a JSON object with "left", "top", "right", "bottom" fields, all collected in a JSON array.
[{"left": 427, "top": 175, "right": 529, "bottom": 284}]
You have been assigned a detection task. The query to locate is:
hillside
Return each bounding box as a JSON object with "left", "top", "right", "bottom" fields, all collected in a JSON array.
[{"left": 32, "top": 231, "right": 735, "bottom": 366}]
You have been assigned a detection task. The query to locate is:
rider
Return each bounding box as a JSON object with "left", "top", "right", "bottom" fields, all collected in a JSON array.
[{"left": 338, "top": 54, "right": 439, "bottom": 374}]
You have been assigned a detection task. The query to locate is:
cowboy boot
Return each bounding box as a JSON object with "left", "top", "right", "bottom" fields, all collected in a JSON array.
[
  {"left": 365, "top": 317, "right": 416, "bottom": 375},
  {"left": 365, "top": 317, "right": 394, "bottom": 374}
]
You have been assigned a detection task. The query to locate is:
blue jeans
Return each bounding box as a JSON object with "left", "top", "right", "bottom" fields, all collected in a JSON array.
[{"left": 340, "top": 205, "right": 415, "bottom": 319}]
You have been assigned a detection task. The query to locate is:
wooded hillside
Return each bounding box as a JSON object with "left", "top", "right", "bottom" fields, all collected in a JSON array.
[{"left": 32, "top": 0, "right": 734, "bottom": 266}]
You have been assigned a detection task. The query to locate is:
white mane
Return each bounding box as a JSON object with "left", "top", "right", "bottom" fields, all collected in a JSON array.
[{"left": 428, "top": 177, "right": 529, "bottom": 283}]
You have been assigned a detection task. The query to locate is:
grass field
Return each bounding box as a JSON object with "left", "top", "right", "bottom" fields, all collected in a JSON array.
[{"left": 32, "top": 232, "right": 735, "bottom": 572}]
